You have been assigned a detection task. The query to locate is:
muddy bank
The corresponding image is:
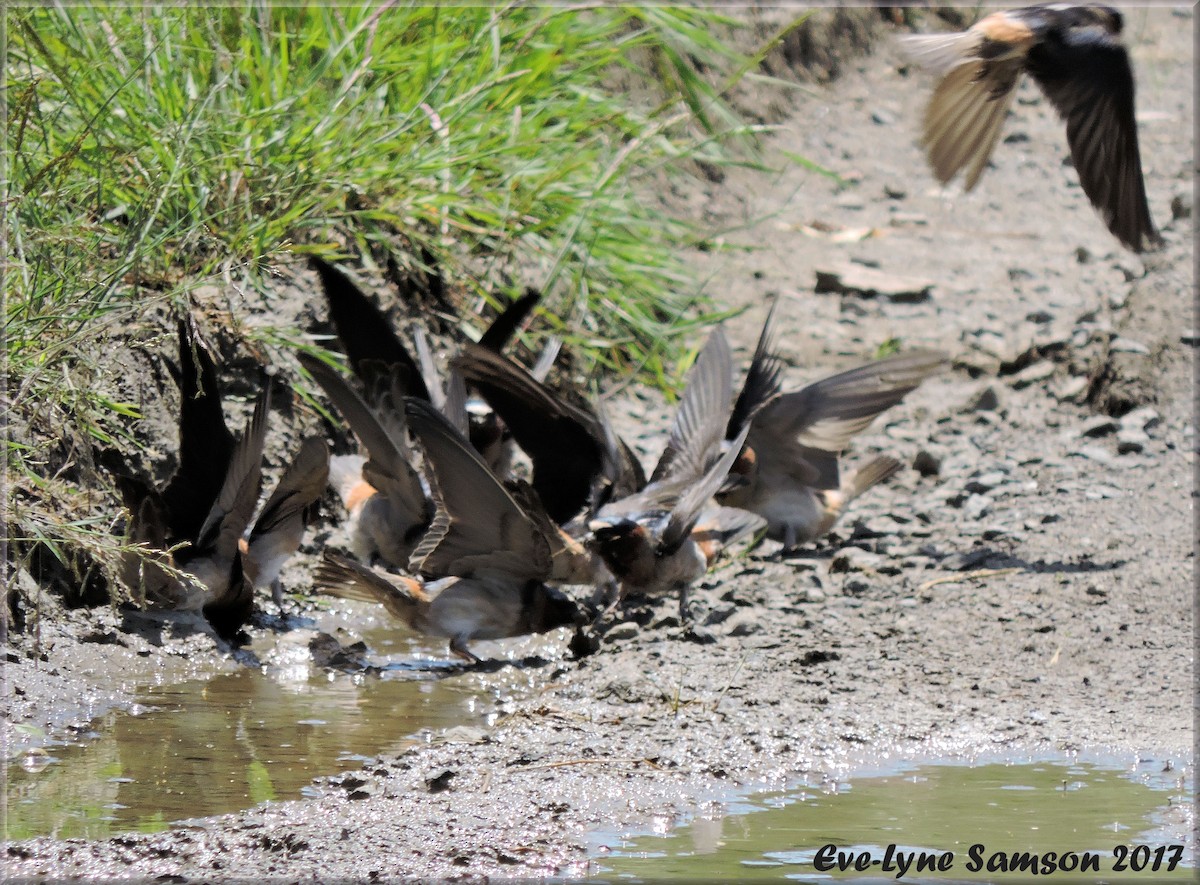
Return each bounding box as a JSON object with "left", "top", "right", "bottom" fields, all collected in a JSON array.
[{"left": 4, "top": 6, "right": 1193, "bottom": 881}]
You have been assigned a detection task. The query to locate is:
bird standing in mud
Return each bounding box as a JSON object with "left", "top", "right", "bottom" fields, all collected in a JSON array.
[
  {"left": 587, "top": 327, "right": 763, "bottom": 620},
  {"left": 106, "top": 316, "right": 271, "bottom": 641},
  {"left": 240, "top": 435, "right": 330, "bottom": 613},
  {"left": 314, "top": 398, "right": 583, "bottom": 663},
  {"left": 901, "top": 4, "right": 1162, "bottom": 252}
]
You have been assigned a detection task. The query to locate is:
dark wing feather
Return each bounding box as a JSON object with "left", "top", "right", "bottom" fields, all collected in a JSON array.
[
  {"left": 298, "top": 353, "right": 428, "bottom": 525},
  {"left": 662, "top": 424, "right": 751, "bottom": 552},
  {"left": 477, "top": 287, "right": 541, "bottom": 352},
  {"left": 452, "top": 344, "right": 606, "bottom": 525},
  {"left": 195, "top": 382, "right": 270, "bottom": 566},
  {"left": 727, "top": 297, "right": 785, "bottom": 440},
  {"left": 1026, "top": 27, "right": 1161, "bottom": 252},
  {"left": 650, "top": 326, "right": 733, "bottom": 484},
  {"left": 310, "top": 257, "right": 431, "bottom": 400},
  {"left": 247, "top": 436, "right": 330, "bottom": 540},
  {"left": 404, "top": 397, "right": 552, "bottom": 581},
  {"left": 161, "top": 315, "right": 236, "bottom": 541}
]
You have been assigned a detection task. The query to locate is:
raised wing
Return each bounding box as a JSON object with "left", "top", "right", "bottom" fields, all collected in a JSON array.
[
  {"left": 651, "top": 326, "right": 733, "bottom": 484},
  {"left": 247, "top": 435, "right": 330, "bottom": 541},
  {"left": 311, "top": 256, "right": 431, "bottom": 401},
  {"left": 452, "top": 343, "right": 606, "bottom": 525},
  {"left": 404, "top": 397, "right": 552, "bottom": 581},
  {"left": 298, "top": 353, "right": 428, "bottom": 526},
  {"left": 751, "top": 349, "right": 947, "bottom": 489},
  {"left": 161, "top": 314, "right": 236, "bottom": 542}
]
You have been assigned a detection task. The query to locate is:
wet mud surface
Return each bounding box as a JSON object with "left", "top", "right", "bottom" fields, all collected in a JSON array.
[{"left": 4, "top": 7, "right": 1193, "bottom": 881}]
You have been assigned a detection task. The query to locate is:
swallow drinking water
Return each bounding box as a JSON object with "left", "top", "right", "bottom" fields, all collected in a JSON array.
[
  {"left": 107, "top": 315, "right": 272, "bottom": 640},
  {"left": 901, "top": 4, "right": 1162, "bottom": 252}
]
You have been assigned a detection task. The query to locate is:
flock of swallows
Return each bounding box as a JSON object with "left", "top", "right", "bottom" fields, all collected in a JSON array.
[{"left": 106, "top": 5, "right": 1163, "bottom": 661}]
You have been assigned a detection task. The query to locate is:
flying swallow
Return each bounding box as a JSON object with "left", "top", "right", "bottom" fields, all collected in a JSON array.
[
  {"left": 239, "top": 435, "right": 330, "bottom": 612},
  {"left": 901, "top": 4, "right": 1161, "bottom": 252},
  {"left": 587, "top": 327, "right": 757, "bottom": 617},
  {"left": 298, "top": 352, "right": 431, "bottom": 569},
  {"left": 720, "top": 305, "right": 947, "bottom": 549}
]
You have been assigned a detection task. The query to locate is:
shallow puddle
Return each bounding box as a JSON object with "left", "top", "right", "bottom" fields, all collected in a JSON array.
[
  {"left": 4, "top": 609, "right": 507, "bottom": 841},
  {"left": 586, "top": 754, "right": 1193, "bottom": 882}
]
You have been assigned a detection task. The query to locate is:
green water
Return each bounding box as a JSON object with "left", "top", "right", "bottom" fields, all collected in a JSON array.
[
  {"left": 587, "top": 756, "right": 1193, "bottom": 881},
  {"left": 4, "top": 616, "right": 497, "bottom": 841}
]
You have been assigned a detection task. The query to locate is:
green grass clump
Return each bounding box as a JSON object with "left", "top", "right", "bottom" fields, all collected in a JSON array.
[{"left": 4, "top": 4, "right": 789, "bottom": 605}]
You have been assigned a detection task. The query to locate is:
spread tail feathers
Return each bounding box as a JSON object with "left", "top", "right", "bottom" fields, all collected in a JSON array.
[
  {"left": 313, "top": 552, "right": 427, "bottom": 624},
  {"left": 898, "top": 31, "right": 981, "bottom": 76},
  {"left": 844, "top": 455, "right": 903, "bottom": 502}
]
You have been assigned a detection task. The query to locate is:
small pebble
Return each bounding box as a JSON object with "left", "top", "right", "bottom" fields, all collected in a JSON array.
[
  {"left": 1120, "top": 406, "right": 1160, "bottom": 431},
  {"left": 966, "top": 385, "right": 1002, "bottom": 413},
  {"left": 1079, "top": 416, "right": 1118, "bottom": 438},
  {"left": 1116, "top": 428, "right": 1149, "bottom": 454},
  {"left": 1011, "top": 360, "right": 1055, "bottom": 389},
  {"left": 965, "top": 471, "right": 1007, "bottom": 494},
  {"left": 1109, "top": 337, "right": 1150, "bottom": 355},
  {"left": 1073, "top": 445, "right": 1114, "bottom": 465},
  {"left": 604, "top": 622, "right": 639, "bottom": 642},
  {"left": 830, "top": 547, "right": 885, "bottom": 574},
  {"left": 964, "top": 494, "right": 992, "bottom": 520},
  {"left": 1171, "top": 191, "right": 1192, "bottom": 220},
  {"left": 912, "top": 449, "right": 942, "bottom": 477},
  {"left": 1053, "top": 376, "right": 1090, "bottom": 403}
]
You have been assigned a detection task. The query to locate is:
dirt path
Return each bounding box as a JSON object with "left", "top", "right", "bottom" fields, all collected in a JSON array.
[{"left": 4, "top": 6, "right": 1193, "bottom": 880}]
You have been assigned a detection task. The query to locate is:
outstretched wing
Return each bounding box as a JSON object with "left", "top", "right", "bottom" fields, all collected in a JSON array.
[
  {"left": 650, "top": 326, "right": 733, "bottom": 485},
  {"left": 751, "top": 350, "right": 947, "bottom": 489},
  {"left": 1027, "top": 25, "right": 1161, "bottom": 252}
]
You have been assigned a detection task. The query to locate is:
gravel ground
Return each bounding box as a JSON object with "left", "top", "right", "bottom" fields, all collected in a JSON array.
[{"left": 4, "top": 6, "right": 1193, "bottom": 881}]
